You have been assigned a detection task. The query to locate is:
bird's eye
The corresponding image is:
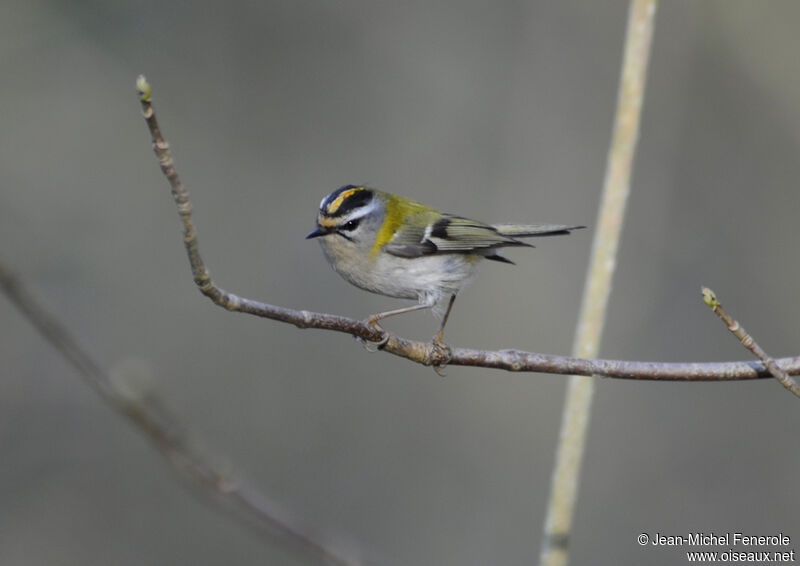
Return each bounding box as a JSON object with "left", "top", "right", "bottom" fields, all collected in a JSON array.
[{"left": 341, "top": 219, "right": 360, "bottom": 232}]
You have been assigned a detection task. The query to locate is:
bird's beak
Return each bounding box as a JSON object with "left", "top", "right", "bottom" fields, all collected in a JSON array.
[{"left": 305, "top": 225, "right": 328, "bottom": 239}]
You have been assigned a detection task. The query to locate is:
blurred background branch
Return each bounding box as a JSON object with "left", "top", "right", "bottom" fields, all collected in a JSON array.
[
  {"left": 540, "top": 2, "right": 657, "bottom": 565},
  {"left": 0, "top": 262, "right": 356, "bottom": 566}
]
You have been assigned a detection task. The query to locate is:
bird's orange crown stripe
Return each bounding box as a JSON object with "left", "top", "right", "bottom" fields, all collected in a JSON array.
[{"left": 326, "top": 186, "right": 364, "bottom": 215}]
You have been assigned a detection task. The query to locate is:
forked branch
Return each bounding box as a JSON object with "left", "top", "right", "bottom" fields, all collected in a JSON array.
[
  {"left": 703, "top": 287, "right": 800, "bottom": 398},
  {"left": 136, "top": 75, "right": 800, "bottom": 385}
]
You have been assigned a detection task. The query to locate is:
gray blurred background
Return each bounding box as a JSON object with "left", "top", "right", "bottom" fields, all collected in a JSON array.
[{"left": 2, "top": 1, "right": 799, "bottom": 565}]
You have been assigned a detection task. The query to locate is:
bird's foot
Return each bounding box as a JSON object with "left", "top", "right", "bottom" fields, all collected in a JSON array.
[
  {"left": 359, "top": 316, "right": 389, "bottom": 352},
  {"left": 430, "top": 332, "right": 452, "bottom": 376}
]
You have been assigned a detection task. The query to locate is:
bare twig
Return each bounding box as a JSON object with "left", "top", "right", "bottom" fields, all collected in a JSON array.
[
  {"left": 539, "top": 2, "right": 658, "bottom": 565},
  {"left": 134, "top": 74, "right": 800, "bottom": 383},
  {"left": 702, "top": 287, "right": 800, "bottom": 398},
  {"left": 0, "top": 262, "right": 357, "bottom": 566}
]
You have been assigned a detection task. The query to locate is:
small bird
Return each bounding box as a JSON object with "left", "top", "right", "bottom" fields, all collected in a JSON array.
[{"left": 307, "top": 185, "right": 584, "bottom": 344}]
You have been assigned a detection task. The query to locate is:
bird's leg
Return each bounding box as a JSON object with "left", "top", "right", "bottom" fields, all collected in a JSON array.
[
  {"left": 428, "top": 294, "right": 456, "bottom": 375},
  {"left": 367, "top": 302, "right": 432, "bottom": 326},
  {"left": 361, "top": 302, "right": 432, "bottom": 351},
  {"left": 432, "top": 294, "right": 457, "bottom": 346}
]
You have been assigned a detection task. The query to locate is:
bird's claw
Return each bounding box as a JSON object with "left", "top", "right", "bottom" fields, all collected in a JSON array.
[
  {"left": 430, "top": 335, "right": 452, "bottom": 376},
  {"left": 359, "top": 318, "right": 389, "bottom": 352}
]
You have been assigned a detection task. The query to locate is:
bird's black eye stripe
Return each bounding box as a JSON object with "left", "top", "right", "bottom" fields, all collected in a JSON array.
[{"left": 340, "top": 219, "right": 361, "bottom": 232}]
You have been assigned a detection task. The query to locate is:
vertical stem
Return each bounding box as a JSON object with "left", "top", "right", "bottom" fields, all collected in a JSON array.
[{"left": 538, "top": 2, "right": 657, "bottom": 565}]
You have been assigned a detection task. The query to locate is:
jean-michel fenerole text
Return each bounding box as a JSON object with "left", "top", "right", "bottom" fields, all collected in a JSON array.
[{"left": 649, "top": 533, "right": 791, "bottom": 547}]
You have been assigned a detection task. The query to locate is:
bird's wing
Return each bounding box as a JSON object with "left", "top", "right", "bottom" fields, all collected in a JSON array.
[{"left": 383, "top": 214, "right": 526, "bottom": 258}]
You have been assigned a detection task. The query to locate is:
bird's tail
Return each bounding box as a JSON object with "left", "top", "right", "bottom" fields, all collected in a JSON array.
[{"left": 493, "top": 224, "right": 585, "bottom": 238}]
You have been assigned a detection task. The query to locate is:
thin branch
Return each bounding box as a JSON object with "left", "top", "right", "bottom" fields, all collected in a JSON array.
[
  {"left": 0, "top": 261, "right": 358, "bottom": 566},
  {"left": 539, "top": 2, "right": 657, "bottom": 565},
  {"left": 134, "top": 74, "right": 800, "bottom": 382},
  {"left": 703, "top": 287, "right": 800, "bottom": 398}
]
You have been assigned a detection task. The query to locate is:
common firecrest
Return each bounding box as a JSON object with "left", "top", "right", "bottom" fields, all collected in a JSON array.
[{"left": 307, "top": 185, "right": 583, "bottom": 344}]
